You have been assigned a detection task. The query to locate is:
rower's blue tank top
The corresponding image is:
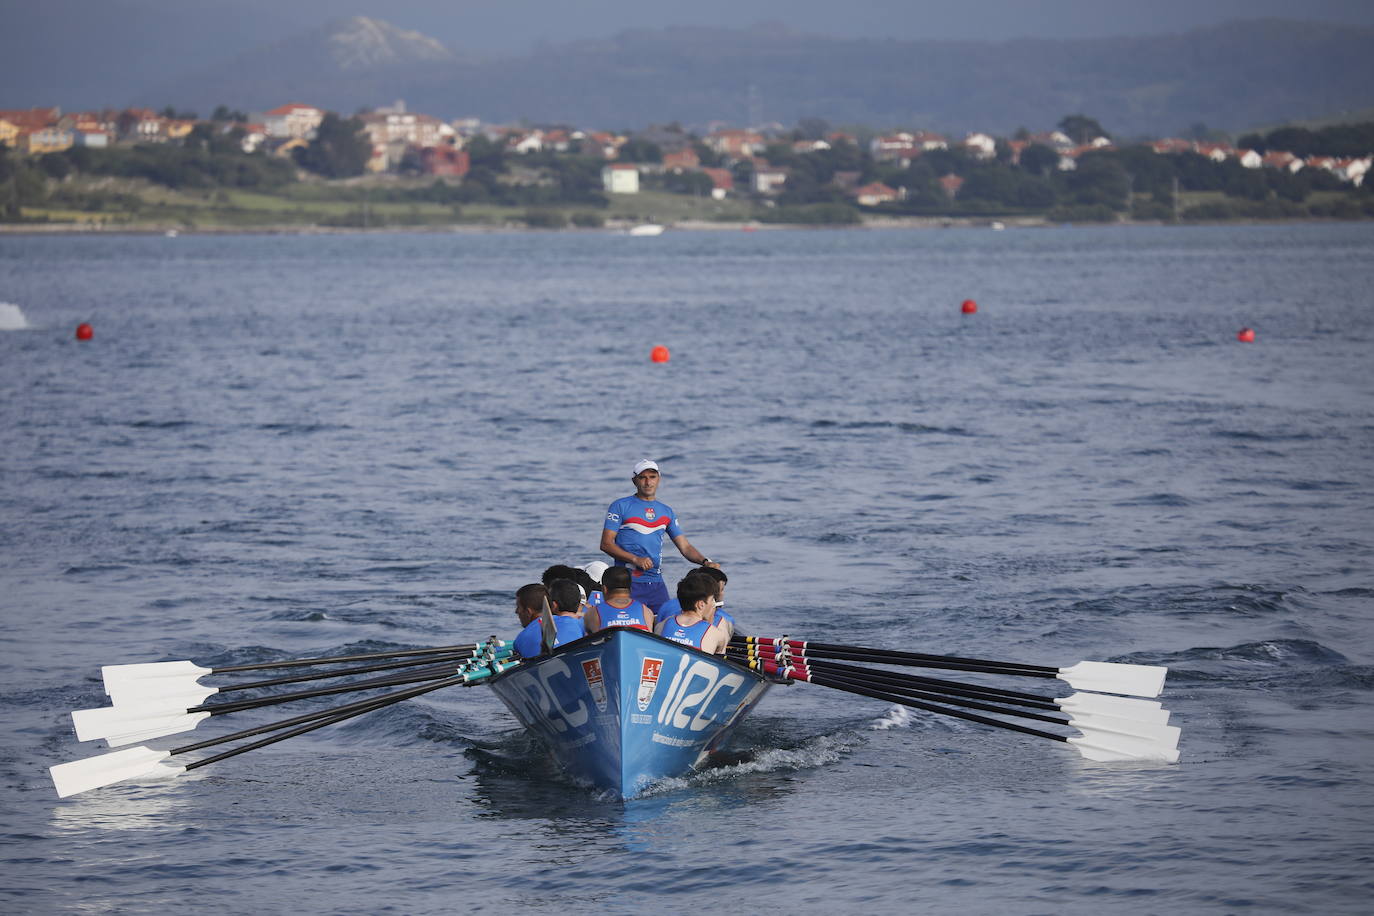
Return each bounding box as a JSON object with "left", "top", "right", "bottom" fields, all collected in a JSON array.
[
  {"left": 596, "top": 599, "right": 651, "bottom": 631},
  {"left": 658, "top": 614, "right": 712, "bottom": 649},
  {"left": 512, "top": 615, "right": 586, "bottom": 658}
]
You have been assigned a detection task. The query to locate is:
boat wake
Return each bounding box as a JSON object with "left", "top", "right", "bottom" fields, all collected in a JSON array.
[{"left": 0, "top": 303, "right": 30, "bottom": 330}]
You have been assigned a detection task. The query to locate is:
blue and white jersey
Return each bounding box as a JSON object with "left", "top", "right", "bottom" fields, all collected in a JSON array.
[
  {"left": 657, "top": 614, "right": 713, "bottom": 650},
  {"left": 604, "top": 496, "right": 683, "bottom": 583},
  {"left": 659, "top": 598, "right": 734, "bottom": 633},
  {"left": 513, "top": 615, "right": 586, "bottom": 658},
  {"left": 595, "top": 599, "right": 652, "bottom": 631}
]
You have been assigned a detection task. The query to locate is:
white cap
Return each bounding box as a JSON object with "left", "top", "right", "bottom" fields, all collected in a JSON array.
[
  {"left": 581, "top": 560, "right": 609, "bottom": 582},
  {"left": 632, "top": 459, "right": 659, "bottom": 476}
]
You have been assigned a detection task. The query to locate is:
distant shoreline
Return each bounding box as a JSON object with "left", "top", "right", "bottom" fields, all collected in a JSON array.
[{"left": 2, "top": 214, "right": 1370, "bottom": 235}]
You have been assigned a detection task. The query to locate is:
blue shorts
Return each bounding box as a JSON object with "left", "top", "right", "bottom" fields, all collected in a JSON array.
[{"left": 631, "top": 578, "right": 671, "bottom": 613}]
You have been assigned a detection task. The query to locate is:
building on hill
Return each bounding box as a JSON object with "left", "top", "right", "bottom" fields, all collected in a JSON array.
[
  {"left": 851, "top": 182, "right": 900, "bottom": 206},
  {"left": 602, "top": 163, "right": 639, "bottom": 193},
  {"left": 663, "top": 148, "right": 700, "bottom": 172},
  {"left": 705, "top": 128, "right": 764, "bottom": 159},
  {"left": 263, "top": 103, "right": 324, "bottom": 141},
  {"left": 420, "top": 144, "right": 469, "bottom": 178},
  {"left": 701, "top": 167, "right": 734, "bottom": 200},
  {"left": 752, "top": 165, "right": 788, "bottom": 195},
  {"left": 939, "top": 173, "right": 964, "bottom": 199}
]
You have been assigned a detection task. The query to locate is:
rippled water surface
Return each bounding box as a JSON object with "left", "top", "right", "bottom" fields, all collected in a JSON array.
[{"left": 2, "top": 224, "right": 1373, "bottom": 913}]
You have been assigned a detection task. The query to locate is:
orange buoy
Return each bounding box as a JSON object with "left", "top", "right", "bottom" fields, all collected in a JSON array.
[
  {"left": 961, "top": 299, "right": 977, "bottom": 314},
  {"left": 75, "top": 322, "right": 94, "bottom": 341},
  {"left": 1237, "top": 327, "right": 1256, "bottom": 343},
  {"left": 650, "top": 345, "right": 671, "bottom": 363}
]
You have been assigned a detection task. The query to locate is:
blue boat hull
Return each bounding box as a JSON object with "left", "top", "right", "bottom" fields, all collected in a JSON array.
[{"left": 487, "top": 628, "right": 771, "bottom": 798}]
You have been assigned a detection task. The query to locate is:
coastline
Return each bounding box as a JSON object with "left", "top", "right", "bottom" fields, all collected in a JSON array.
[{"left": 2, "top": 214, "right": 1369, "bottom": 235}]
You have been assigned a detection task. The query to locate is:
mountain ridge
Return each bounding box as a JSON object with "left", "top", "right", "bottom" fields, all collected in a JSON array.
[{"left": 140, "top": 17, "right": 1374, "bottom": 136}]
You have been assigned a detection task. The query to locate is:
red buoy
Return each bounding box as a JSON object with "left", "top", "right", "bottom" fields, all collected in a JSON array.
[
  {"left": 650, "top": 345, "right": 671, "bottom": 363},
  {"left": 1237, "top": 327, "right": 1256, "bottom": 343},
  {"left": 75, "top": 323, "right": 94, "bottom": 341},
  {"left": 961, "top": 299, "right": 978, "bottom": 314}
]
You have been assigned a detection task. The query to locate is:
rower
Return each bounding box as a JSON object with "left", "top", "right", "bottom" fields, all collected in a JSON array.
[
  {"left": 512, "top": 579, "right": 587, "bottom": 658},
  {"left": 655, "top": 573, "right": 728, "bottom": 654},
  {"left": 659, "top": 566, "right": 736, "bottom": 641},
  {"left": 583, "top": 566, "right": 654, "bottom": 633},
  {"left": 513, "top": 582, "right": 548, "bottom": 627}
]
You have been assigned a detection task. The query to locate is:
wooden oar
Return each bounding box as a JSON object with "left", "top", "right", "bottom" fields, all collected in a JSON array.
[
  {"left": 51, "top": 659, "right": 520, "bottom": 798},
  {"left": 727, "top": 645, "right": 1169, "bottom": 724},
  {"left": 742, "top": 657, "right": 1179, "bottom": 763},
  {"left": 733, "top": 636, "right": 1168, "bottom": 698},
  {"left": 72, "top": 647, "right": 513, "bottom": 747},
  {"left": 100, "top": 641, "right": 500, "bottom": 699}
]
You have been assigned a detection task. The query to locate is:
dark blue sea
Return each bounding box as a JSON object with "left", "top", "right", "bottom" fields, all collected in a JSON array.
[{"left": 2, "top": 223, "right": 1372, "bottom": 913}]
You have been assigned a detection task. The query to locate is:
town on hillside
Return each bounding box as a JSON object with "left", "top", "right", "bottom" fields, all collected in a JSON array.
[{"left": 2, "top": 101, "right": 1372, "bottom": 228}]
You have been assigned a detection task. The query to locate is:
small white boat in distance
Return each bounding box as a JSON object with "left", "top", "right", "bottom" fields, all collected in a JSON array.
[
  {"left": 628, "top": 223, "right": 665, "bottom": 236},
  {"left": 990, "top": 221, "right": 1006, "bottom": 231}
]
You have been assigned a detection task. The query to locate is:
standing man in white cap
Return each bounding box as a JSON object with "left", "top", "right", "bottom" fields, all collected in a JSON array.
[{"left": 599, "top": 459, "right": 719, "bottom": 613}]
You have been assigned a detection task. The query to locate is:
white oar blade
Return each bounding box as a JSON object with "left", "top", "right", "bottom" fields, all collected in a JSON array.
[
  {"left": 50, "top": 746, "right": 185, "bottom": 798},
  {"left": 1058, "top": 661, "right": 1167, "bottom": 698},
  {"left": 1067, "top": 712, "right": 1181, "bottom": 749},
  {"left": 102, "top": 661, "right": 211, "bottom": 697},
  {"left": 1068, "top": 730, "right": 1180, "bottom": 764},
  {"left": 106, "top": 683, "right": 218, "bottom": 711},
  {"left": 72, "top": 706, "right": 210, "bottom": 744},
  {"left": 1056, "top": 693, "right": 1170, "bottom": 725}
]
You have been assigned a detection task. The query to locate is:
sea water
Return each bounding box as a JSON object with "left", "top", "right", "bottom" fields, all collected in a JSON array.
[{"left": 1, "top": 224, "right": 1372, "bottom": 913}]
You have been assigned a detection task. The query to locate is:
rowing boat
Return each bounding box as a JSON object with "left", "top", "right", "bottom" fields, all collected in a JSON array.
[{"left": 486, "top": 628, "right": 772, "bottom": 798}]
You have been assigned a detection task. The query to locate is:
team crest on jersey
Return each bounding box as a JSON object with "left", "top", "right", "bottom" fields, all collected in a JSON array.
[
  {"left": 637, "top": 657, "right": 664, "bottom": 711},
  {"left": 644, "top": 507, "right": 656, "bottom": 520},
  {"left": 581, "top": 658, "right": 607, "bottom": 712}
]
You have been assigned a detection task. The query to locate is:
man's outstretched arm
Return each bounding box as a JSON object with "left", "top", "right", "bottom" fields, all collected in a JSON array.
[{"left": 672, "top": 535, "right": 718, "bottom": 568}]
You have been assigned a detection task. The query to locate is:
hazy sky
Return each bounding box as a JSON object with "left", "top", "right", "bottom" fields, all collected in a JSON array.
[
  {"left": 6, "top": 0, "right": 1374, "bottom": 56},
  {"left": 3, "top": 0, "right": 1373, "bottom": 112}
]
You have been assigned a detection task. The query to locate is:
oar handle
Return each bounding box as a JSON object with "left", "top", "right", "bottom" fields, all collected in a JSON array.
[{"left": 210, "top": 643, "right": 492, "bottom": 674}]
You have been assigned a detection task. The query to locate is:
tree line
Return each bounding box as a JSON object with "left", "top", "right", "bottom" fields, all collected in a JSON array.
[{"left": 4, "top": 114, "right": 1372, "bottom": 224}]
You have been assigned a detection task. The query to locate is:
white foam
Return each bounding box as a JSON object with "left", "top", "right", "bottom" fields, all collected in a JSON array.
[
  {"left": 0, "top": 303, "right": 30, "bottom": 330},
  {"left": 870, "top": 704, "right": 913, "bottom": 730}
]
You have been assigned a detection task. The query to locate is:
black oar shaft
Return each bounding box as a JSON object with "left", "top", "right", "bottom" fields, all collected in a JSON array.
[
  {"left": 210, "top": 643, "right": 484, "bottom": 674},
  {"left": 801, "top": 670, "right": 1067, "bottom": 743},
  {"left": 764, "top": 646, "right": 1059, "bottom": 681},
  {"left": 195, "top": 660, "right": 471, "bottom": 715},
  {"left": 181, "top": 676, "right": 469, "bottom": 772},
  {"left": 799, "top": 667, "right": 1071, "bottom": 727},
  {"left": 216, "top": 651, "right": 476, "bottom": 694},
  {"left": 173, "top": 674, "right": 467, "bottom": 756},
  {"left": 725, "top": 650, "right": 1061, "bottom": 710},
  {"left": 731, "top": 637, "right": 1057, "bottom": 675}
]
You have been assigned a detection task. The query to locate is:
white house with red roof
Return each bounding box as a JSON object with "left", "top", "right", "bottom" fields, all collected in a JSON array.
[
  {"left": 701, "top": 167, "right": 733, "bottom": 200},
  {"left": 263, "top": 104, "right": 323, "bottom": 140},
  {"left": 851, "top": 182, "right": 900, "bottom": 206}
]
